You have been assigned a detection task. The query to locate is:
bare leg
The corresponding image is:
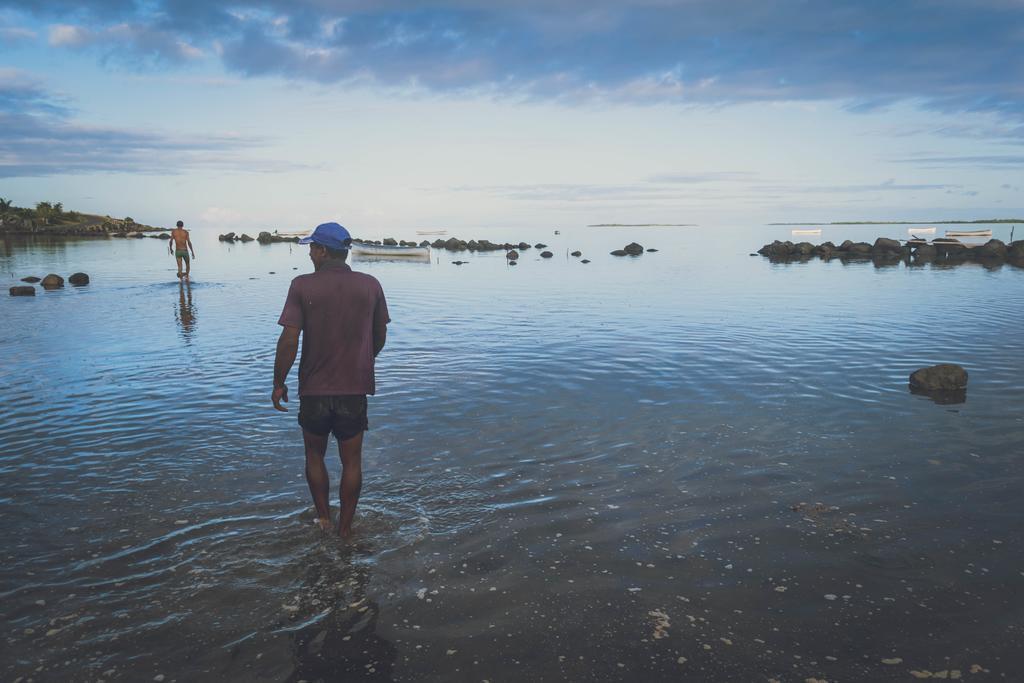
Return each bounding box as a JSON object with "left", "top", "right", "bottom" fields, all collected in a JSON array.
[
  {"left": 175, "top": 256, "right": 183, "bottom": 278},
  {"left": 337, "top": 431, "right": 364, "bottom": 538},
  {"left": 303, "top": 430, "right": 332, "bottom": 531},
  {"left": 184, "top": 257, "right": 191, "bottom": 279}
]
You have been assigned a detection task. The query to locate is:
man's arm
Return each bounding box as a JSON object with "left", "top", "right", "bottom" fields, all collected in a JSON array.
[
  {"left": 373, "top": 324, "right": 387, "bottom": 358},
  {"left": 187, "top": 235, "right": 196, "bottom": 259},
  {"left": 272, "top": 326, "right": 300, "bottom": 411}
]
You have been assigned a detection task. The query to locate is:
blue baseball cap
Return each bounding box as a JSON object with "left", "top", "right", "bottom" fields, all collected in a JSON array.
[{"left": 298, "top": 222, "right": 352, "bottom": 250}]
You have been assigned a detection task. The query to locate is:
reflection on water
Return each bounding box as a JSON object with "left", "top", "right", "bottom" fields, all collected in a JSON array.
[
  {"left": 176, "top": 279, "right": 196, "bottom": 340},
  {"left": 1, "top": 225, "right": 1023, "bottom": 681}
]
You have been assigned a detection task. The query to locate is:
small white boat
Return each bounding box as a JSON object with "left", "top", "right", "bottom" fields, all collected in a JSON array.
[
  {"left": 908, "top": 227, "right": 936, "bottom": 234},
  {"left": 791, "top": 228, "right": 822, "bottom": 235},
  {"left": 350, "top": 242, "right": 430, "bottom": 259},
  {"left": 416, "top": 230, "right": 447, "bottom": 235},
  {"left": 945, "top": 229, "right": 992, "bottom": 237}
]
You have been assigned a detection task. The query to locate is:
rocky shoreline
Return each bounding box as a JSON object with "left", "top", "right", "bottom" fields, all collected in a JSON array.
[
  {"left": 757, "top": 237, "right": 1024, "bottom": 267},
  {"left": 0, "top": 213, "right": 164, "bottom": 237},
  {"left": 219, "top": 232, "right": 657, "bottom": 259}
]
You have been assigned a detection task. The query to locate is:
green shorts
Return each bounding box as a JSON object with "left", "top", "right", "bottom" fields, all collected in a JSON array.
[{"left": 175, "top": 249, "right": 190, "bottom": 262}]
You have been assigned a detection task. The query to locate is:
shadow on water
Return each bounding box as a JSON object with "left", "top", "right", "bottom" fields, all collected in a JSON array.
[
  {"left": 909, "top": 383, "right": 968, "bottom": 405},
  {"left": 284, "top": 544, "right": 397, "bottom": 681}
]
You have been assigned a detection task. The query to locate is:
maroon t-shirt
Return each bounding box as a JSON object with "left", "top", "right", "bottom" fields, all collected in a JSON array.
[{"left": 277, "top": 262, "right": 390, "bottom": 396}]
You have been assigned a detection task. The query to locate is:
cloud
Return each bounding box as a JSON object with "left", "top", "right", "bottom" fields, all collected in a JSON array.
[
  {"left": 2, "top": 0, "right": 1019, "bottom": 117},
  {"left": 47, "top": 22, "right": 204, "bottom": 65},
  {"left": 0, "top": 25, "right": 36, "bottom": 43},
  {"left": 890, "top": 155, "right": 1024, "bottom": 169},
  {"left": 0, "top": 74, "right": 310, "bottom": 177}
]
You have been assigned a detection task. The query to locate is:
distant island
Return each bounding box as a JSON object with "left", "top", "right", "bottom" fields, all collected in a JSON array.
[
  {"left": 0, "top": 198, "right": 164, "bottom": 236},
  {"left": 770, "top": 219, "right": 1023, "bottom": 226},
  {"left": 588, "top": 223, "right": 698, "bottom": 227}
]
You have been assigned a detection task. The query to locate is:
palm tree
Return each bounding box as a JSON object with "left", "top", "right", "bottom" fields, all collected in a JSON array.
[{"left": 0, "top": 197, "right": 12, "bottom": 212}]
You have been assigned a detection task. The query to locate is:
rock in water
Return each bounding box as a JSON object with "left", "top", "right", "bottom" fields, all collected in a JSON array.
[
  {"left": 534, "top": 243, "right": 547, "bottom": 249},
  {"left": 581, "top": 259, "right": 591, "bottom": 264},
  {"left": 257, "top": 231, "right": 272, "bottom": 244},
  {"left": 41, "top": 274, "right": 64, "bottom": 289},
  {"left": 21, "top": 276, "right": 41, "bottom": 283},
  {"left": 540, "top": 251, "right": 553, "bottom": 258},
  {"left": 872, "top": 237, "right": 902, "bottom": 254},
  {"left": 610, "top": 249, "right": 628, "bottom": 256},
  {"left": 10, "top": 286, "right": 35, "bottom": 296},
  {"left": 68, "top": 272, "right": 89, "bottom": 286},
  {"left": 909, "top": 364, "right": 968, "bottom": 391},
  {"left": 623, "top": 242, "right": 644, "bottom": 255},
  {"left": 571, "top": 251, "right": 582, "bottom": 257},
  {"left": 506, "top": 250, "right": 519, "bottom": 260},
  {"left": 239, "top": 233, "right": 254, "bottom": 242}
]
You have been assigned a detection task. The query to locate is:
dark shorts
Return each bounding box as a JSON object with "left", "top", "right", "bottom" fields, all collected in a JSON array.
[
  {"left": 175, "top": 249, "right": 190, "bottom": 262},
  {"left": 298, "top": 395, "right": 368, "bottom": 441}
]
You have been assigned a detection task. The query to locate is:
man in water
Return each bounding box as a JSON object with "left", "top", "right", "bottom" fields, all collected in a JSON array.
[
  {"left": 169, "top": 220, "right": 196, "bottom": 279},
  {"left": 272, "top": 222, "right": 390, "bottom": 538}
]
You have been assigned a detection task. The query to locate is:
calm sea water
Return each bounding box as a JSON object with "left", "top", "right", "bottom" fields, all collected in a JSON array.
[{"left": 2, "top": 223, "right": 1023, "bottom": 681}]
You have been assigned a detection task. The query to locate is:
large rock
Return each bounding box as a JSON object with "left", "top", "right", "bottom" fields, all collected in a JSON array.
[
  {"left": 68, "top": 272, "right": 90, "bottom": 286},
  {"left": 975, "top": 239, "right": 1007, "bottom": 259},
  {"left": 623, "top": 242, "right": 644, "bottom": 255},
  {"left": 239, "top": 233, "right": 254, "bottom": 242},
  {"left": 157, "top": 233, "right": 171, "bottom": 240},
  {"left": 846, "top": 242, "right": 872, "bottom": 256},
  {"left": 41, "top": 274, "right": 64, "bottom": 289},
  {"left": 570, "top": 250, "right": 582, "bottom": 257},
  {"left": 913, "top": 243, "right": 937, "bottom": 260},
  {"left": 382, "top": 238, "right": 398, "bottom": 246},
  {"left": 257, "top": 231, "right": 273, "bottom": 244},
  {"left": 534, "top": 243, "right": 547, "bottom": 249},
  {"left": 1008, "top": 240, "right": 1024, "bottom": 260},
  {"left": 9, "top": 285, "right": 35, "bottom": 296},
  {"left": 792, "top": 241, "right": 814, "bottom": 256},
  {"left": 21, "top": 276, "right": 40, "bottom": 283},
  {"left": 872, "top": 237, "right": 902, "bottom": 254},
  {"left": 219, "top": 232, "right": 236, "bottom": 242},
  {"left": 909, "top": 364, "right": 968, "bottom": 391},
  {"left": 837, "top": 240, "right": 855, "bottom": 252},
  {"left": 518, "top": 242, "right": 530, "bottom": 250},
  {"left": 506, "top": 250, "right": 519, "bottom": 260},
  {"left": 610, "top": 249, "right": 628, "bottom": 256},
  {"left": 540, "top": 251, "right": 553, "bottom": 258}
]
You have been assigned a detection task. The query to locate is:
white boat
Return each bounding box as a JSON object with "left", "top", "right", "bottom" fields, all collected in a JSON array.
[
  {"left": 350, "top": 241, "right": 431, "bottom": 259},
  {"left": 791, "top": 228, "right": 822, "bottom": 235},
  {"left": 908, "top": 227, "right": 936, "bottom": 234},
  {"left": 945, "top": 229, "right": 992, "bottom": 237},
  {"left": 416, "top": 230, "right": 447, "bottom": 235}
]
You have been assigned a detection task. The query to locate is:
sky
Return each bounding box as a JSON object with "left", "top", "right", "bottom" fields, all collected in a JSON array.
[{"left": 1, "top": 0, "right": 1023, "bottom": 231}]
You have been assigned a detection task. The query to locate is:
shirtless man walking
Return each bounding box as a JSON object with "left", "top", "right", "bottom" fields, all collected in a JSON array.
[{"left": 169, "top": 220, "right": 196, "bottom": 279}]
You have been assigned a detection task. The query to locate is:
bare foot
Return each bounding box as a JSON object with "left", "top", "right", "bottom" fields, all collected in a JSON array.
[
  {"left": 338, "top": 525, "right": 353, "bottom": 539},
  {"left": 315, "top": 517, "right": 332, "bottom": 532}
]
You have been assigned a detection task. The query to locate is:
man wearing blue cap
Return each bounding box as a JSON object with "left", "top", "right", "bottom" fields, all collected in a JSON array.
[{"left": 272, "top": 222, "right": 390, "bottom": 538}]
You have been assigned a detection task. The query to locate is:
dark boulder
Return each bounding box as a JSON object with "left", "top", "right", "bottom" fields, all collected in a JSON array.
[
  {"left": 792, "top": 241, "right": 814, "bottom": 256},
  {"left": 431, "top": 239, "right": 446, "bottom": 248},
  {"left": 9, "top": 285, "right": 34, "bottom": 296},
  {"left": 534, "top": 243, "right": 547, "bottom": 249},
  {"left": 623, "top": 242, "right": 644, "bottom": 255},
  {"left": 872, "top": 237, "right": 902, "bottom": 254},
  {"left": 218, "top": 232, "right": 237, "bottom": 242},
  {"left": 21, "top": 276, "right": 41, "bottom": 283},
  {"left": 509, "top": 260, "right": 518, "bottom": 266},
  {"left": 239, "top": 233, "right": 254, "bottom": 242},
  {"left": 837, "top": 240, "right": 855, "bottom": 251},
  {"left": 570, "top": 250, "right": 582, "bottom": 257},
  {"left": 646, "top": 248, "right": 658, "bottom": 252},
  {"left": 610, "top": 249, "right": 628, "bottom": 256},
  {"left": 383, "top": 238, "right": 398, "bottom": 246},
  {"left": 913, "top": 244, "right": 937, "bottom": 261},
  {"left": 975, "top": 239, "right": 1007, "bottom": 259},
  {"left": 68, "top": 272, "right": 89, "bottom": 286},
  {"left": 41, "top": 274, "right": 64, "bottom": 289},
  {"left": 452, "top": 260, "right": 467, "bottom": 265},
  {"left": 1008, "top": 240, "right": 1024, "bottom": 260},
  {"left": 581, "top": 259, "right": 590, "bottom": 264},
  {"left": 467, "top": 240, "right": 480, "bottom": 251},
  {"left": 910, "top": 364, "right": 968, "bottom": 391},
  {"left": 157, "top": 233, "right": 171, "bottom": 240},
  {"left": 540, "top": 251, "right": 553, "bottom": 258},
  {"left": 846, "top": 242, "right": 872, "bottom": 256},
  {"left": 518, "top": 242, "right": 530, "bottom": 250},
  {"left": 506, "top": 250, "right": 519, "bottom": 260},
  {"left": 814, "top": 241, "right": 836, "bottom": 258},
  {"left": 257, "top": 231, "right": 273, "bottom": 244},
  {"left": 419, "top": 240, "right": 430, "bottom": 247}
]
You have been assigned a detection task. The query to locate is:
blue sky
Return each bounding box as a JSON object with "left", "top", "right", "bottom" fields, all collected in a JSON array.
[{"left": 1, "top": 0, "right": 1023, "bottom": 230}]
